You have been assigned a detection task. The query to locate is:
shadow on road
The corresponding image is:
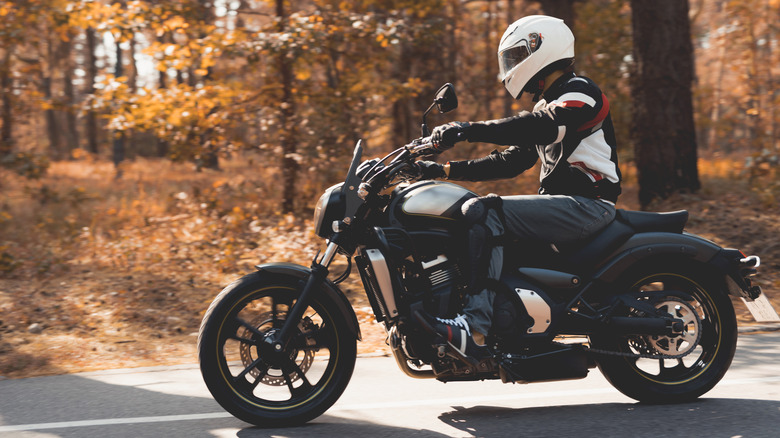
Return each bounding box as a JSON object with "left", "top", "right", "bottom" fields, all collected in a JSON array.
[
  {"left": 439, "top": 398, "right": 780, "bottom": 438},
  {"left": 236, "top": 420, "right": 449, "bottom": 437},
  {"left": 0, "top": 372, "right": 448, "bottom": 437}
]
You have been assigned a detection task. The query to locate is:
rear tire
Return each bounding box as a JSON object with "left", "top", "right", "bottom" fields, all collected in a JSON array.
[
  {"left": 198, "top": 272, "right": 356, "bottom": 426},
  {"left": 592, "top": 260, "right": 737, "bottom": 403}
]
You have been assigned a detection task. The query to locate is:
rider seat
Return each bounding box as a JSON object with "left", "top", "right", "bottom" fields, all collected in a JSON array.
[
  {"left": 616, "top": 210, "right": 689, "bottom": 234},
  {"left": 547, "top": 209, "right": 689, "bottom": 274}
]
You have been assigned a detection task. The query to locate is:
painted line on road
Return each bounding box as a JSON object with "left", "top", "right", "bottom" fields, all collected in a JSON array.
[
  {"left": 2, "top": 375, "right": 780, "bottom": 432},
  {"left": 0, "top": 413, "right": 233, "bottom": 432}
]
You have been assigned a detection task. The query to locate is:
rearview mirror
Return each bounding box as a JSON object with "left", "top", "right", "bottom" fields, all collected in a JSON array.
[
  {"left": 434, "top": 83, "right": 458, "bottom": 114},
  {"left": 421, "top": 83, "right": 459, "bottom": 137}
]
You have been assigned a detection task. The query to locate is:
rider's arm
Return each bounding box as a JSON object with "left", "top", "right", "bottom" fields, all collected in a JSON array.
[
  {"left": 460, "top": 79, "right": 610, "bottom": 154},
  {"left": 464, "top": 110, "right": 560, "bottom": 147},
  {"left": 445, "top": 146, "right": 538, "bottom": 181}
]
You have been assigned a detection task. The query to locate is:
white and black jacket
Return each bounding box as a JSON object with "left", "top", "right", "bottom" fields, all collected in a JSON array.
[{"left": 447, "top": 72, "right": 622, "bottom": 203}]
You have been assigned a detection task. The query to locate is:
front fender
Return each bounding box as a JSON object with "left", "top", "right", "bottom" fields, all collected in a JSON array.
[
  {"left": 255, "top": 262, "right": 362, "bottom": 341},
  {"left": 593, "top": 232, "right": 722, "bottom": 283}
]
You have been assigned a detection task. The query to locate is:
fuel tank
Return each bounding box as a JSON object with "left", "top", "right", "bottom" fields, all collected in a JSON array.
[{"left": 388, "top": 181, "right": 477, "bottom": 230}]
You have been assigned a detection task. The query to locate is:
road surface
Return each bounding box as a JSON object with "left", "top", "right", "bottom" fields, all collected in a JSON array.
[{"left": 1, "top": 331, "right": 779, "bottom": 437}]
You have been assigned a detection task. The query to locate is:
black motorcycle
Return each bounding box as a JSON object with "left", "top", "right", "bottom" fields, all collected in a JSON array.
[{"left": 198, "top": 84, "right": 770, "bottom": 427}]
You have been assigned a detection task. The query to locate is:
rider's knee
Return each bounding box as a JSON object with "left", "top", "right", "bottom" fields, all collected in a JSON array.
[
  {"left": 462, "top": 194, "right": 504, "bottom": 235},
  {"left": 462, "top": 194, "right": 502, "bottom": 223}
]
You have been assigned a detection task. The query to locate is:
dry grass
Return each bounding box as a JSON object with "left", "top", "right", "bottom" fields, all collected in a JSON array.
[{"left": 0, "top": 153, "right": 777, "bottom": 378}]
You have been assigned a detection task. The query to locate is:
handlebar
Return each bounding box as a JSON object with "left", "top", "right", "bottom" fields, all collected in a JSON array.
[
  {"left": 363, "top": 133, "right": 455, "bottom": 189},
  {"left": 405, "top": 136, "right": 437, "bottom": 156},
  {"left": 406, "top": 131, "right": 465, "bottom": 156}
]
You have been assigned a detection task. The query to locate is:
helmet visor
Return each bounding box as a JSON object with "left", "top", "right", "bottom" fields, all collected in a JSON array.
[{"left": 499, "top": 43, "right": 531, "bottom": 80}]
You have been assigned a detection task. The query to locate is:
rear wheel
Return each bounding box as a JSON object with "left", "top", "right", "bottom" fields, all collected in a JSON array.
[
  {"left": 592, "top": 261, "right": 737, "bottom": 403},
  {"left": 198, "top": 272, "right": 356, "bottom": 426}
]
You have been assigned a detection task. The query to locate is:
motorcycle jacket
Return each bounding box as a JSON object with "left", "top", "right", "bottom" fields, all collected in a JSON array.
[{"left": 447, "top": 72, "right": 622, "bottom": 203}]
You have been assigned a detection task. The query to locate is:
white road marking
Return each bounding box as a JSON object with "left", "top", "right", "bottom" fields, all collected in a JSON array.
[
  {"left": 0, "top": 413, "right": 233, "bottom": 432},
  {"left": 2, "top": 375, "right": 779, "bottom": 432}
]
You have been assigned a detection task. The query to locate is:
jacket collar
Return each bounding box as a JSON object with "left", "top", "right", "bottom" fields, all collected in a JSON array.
[{"left": 542, "top": 71, "right": 577, "bottom": 101}]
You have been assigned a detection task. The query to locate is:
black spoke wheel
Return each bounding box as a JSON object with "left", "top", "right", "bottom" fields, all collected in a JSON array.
[
  {"left": 592, "top": 260, "right": 737, "bottom": 403},
  {"left": 198, "top": 272, "right": 356, "bottom": 426}
]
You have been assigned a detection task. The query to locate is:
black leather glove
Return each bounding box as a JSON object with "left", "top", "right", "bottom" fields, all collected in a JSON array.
[
  {"left": 431, "top": 121, "right": 470, "bottom": 152},
  {"left": 415, "top": 161, "right": 447, "bottom": 180}
]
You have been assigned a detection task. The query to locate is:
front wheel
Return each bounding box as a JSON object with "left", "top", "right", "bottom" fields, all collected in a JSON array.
[
  {"left": 592, "top": 260, "right": 738, "bottom": 403},
  {"left": 198, "top": 272, "right": 357, "bottom": 426}
]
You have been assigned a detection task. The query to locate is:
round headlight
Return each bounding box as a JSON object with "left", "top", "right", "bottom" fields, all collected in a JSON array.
[{"left": 313, "top": 183, "right": 345, "bottom": 238}]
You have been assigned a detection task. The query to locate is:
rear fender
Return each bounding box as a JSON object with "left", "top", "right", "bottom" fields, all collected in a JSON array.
[
  {"left": 255, "top": 262, "right": 362, "bottom": 341},
  {"left": 708, "top": 248, "right": 763, "bottom": 300},
  {"left": 592, "top": 232, "right": 721, "bottom": 284}
]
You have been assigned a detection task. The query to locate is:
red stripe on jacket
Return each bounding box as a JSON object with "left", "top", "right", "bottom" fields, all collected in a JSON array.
[{"left": 577, "top": 93, "right": 610, "bottom": 132}]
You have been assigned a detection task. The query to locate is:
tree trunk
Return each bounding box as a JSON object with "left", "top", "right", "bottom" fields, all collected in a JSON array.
[
  {"left": 42, "top": 33, "right": 61, "bottom": 157},
  {"left": 277, "top": 0, "right": 298, "bottom": 213},
  {"left": 482, "top": 2, "right": 493, "bottom": 120},
  {"left": 112, "top": 34, "right": 125, "bottom": 176},
  {"left": 630, "top": 0, "right": 700, "bottom": 208},
  {"left": 43, "top": 75, "right": 60, "bottom": 156},
  {"left": 707, "top": 35, "right": 726, "bottom": 151},
  {"left": 196, "top": 0, "right": 219, "bottom": 169},
  {"left": 156, "top": 32, "right": 170, "bottom": 158},
  {"left": 1, "top": 49, "right": 13, "bottom": 154},
  {"left": 85, "top": 27, "right": 99, "bottom": 155},
  {"left": 503, "top": 0, "right": 516, "bottom": 118},
  {"left": 62, "top": 38, "right": 79, "bottom": 153},
  {"left": 126, "top": 32, "right": 138, "bottom": 159},
  {"left": 537, "top": 0, "right": 576, "bottom": 27}
]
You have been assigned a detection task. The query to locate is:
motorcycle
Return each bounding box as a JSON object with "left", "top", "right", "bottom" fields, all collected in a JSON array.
[{"left": 198, "top": 83, "right": 774, "bottom": 427}]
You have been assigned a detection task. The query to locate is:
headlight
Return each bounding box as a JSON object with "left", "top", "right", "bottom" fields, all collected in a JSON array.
[{"left": 313, "top": 183, "right": 345, "bottom": 238}]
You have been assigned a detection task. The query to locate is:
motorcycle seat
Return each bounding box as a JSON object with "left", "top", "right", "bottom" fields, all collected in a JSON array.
[
  {"left": 616, "top": 209, "right": 688, "bottom": 233},
  {"left": 540, "top": 210, "right": 688, "bottom": 274}
]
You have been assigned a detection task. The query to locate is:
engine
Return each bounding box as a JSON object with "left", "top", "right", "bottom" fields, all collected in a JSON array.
[{"left": 417, "top": 254, "right": 463, "bottom": 318}]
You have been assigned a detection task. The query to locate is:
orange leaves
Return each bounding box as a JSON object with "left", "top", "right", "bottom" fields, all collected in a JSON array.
[
  {"left": 160, "top": 14, "right": 190, "bottom": 34},
  {"left": 376, "top": 33, "right": 390, "bottom": 48}
]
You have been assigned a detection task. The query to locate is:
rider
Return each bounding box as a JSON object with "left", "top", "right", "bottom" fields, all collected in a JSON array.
[{"left": 416, "top": 15, "right": 622, "bottom": 361}]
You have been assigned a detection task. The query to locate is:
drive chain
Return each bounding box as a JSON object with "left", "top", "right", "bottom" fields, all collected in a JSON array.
[{"left": 578, "top": 344, "right": 691, "bottom": 360}]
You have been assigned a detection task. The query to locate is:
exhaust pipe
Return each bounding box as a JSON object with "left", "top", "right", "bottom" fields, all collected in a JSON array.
[{"left": 389, "top": 326, "right": 435, "bottom": 379}]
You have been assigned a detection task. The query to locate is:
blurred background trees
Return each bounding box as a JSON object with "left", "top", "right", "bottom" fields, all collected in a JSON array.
[{"left": 0, "top": 0, "right": 778, "bottom": 210}]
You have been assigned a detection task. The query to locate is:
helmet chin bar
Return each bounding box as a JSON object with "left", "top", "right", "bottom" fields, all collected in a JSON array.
[
  {"left": 523, "top": 78, "right": 546, "bottom": 101},
  {"left": 517, "top": 58, "right": 575, "bottom": 101}
]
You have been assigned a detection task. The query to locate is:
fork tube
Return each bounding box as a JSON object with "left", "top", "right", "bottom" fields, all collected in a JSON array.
[
  {"left": 318, "top": 241, "right": 339, "bottom": 268},
  {"left": 272, "top": 242, "right": 338, "bottom": 350}
]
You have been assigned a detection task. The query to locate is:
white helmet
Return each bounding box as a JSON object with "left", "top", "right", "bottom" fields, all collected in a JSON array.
[{"left": 498, "top": 15, "right": 575, "bottom": 99}]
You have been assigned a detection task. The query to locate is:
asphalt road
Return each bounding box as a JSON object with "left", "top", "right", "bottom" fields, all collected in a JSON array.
[{"left": 1, "top": 331, "right": 780, "bottom": 437}]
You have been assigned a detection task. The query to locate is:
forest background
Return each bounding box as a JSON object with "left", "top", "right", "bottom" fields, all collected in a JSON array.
[{"left": 0, "top": 0, "right": 778, "bottom": 378}]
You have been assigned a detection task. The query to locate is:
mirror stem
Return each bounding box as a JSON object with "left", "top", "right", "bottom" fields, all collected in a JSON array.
[{"left": 421, "top": 101, "right": 437, "bottom": 137}]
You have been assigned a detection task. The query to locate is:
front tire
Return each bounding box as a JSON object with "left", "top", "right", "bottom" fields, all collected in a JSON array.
[
  {"left": 198, "top": 272, "right": 357, "bottom": 426},
  {"left": 592, "top": 260, "right": 738, "bottom": 403}
]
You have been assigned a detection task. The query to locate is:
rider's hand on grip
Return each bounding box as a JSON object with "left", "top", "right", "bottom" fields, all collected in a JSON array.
[
  {"left": 415, "top": 161, "right": 446, "bottom": 180},
  {"left": 431, "top": 122, "right": 470, "bottom": 152}
]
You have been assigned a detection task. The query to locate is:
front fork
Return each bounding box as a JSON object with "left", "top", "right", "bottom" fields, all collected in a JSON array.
[{"left": 265, "top": 241, "right": 340, "bottom": 353}]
